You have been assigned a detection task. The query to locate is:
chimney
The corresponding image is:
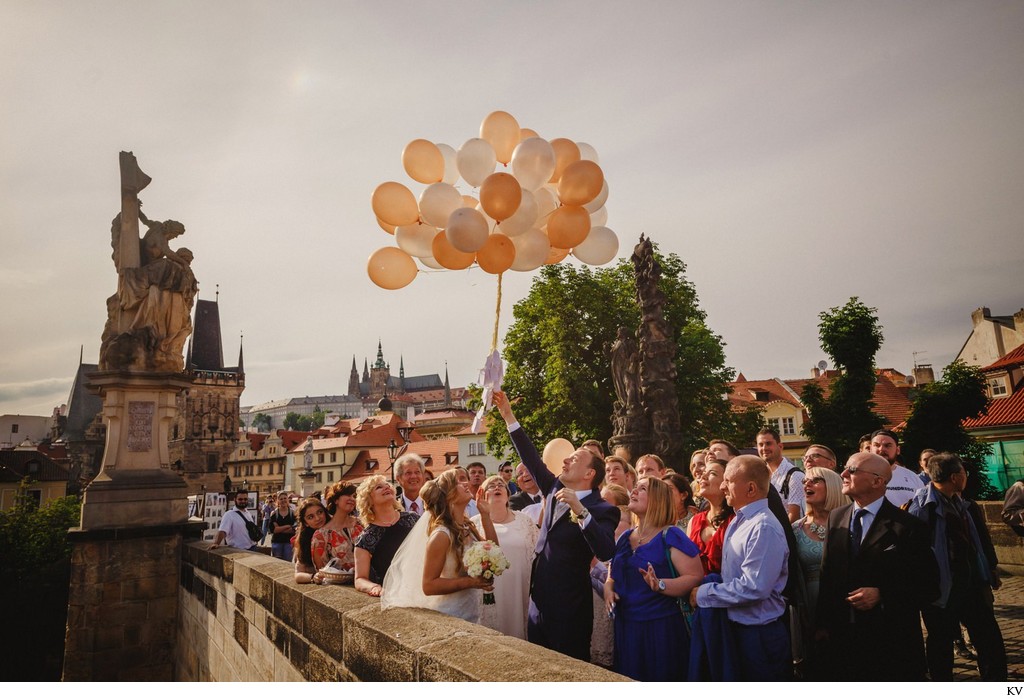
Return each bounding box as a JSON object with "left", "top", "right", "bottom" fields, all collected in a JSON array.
[
  {"left": 913, "top": 365, "right": 935, "bottom": 386},
  {"left": 971, "top": 307, "right": 991, "bottom": 326},
  {"left": 811, "top": 367, "right": 820, "bottom": 378}
]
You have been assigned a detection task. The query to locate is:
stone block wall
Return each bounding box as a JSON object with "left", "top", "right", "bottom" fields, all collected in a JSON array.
[
  {"left": 978, "top": 501, "right": 1024, "bottom": 569},
  {"left": 63, "top": 526, "right": 185, "bottom": 681},
  {"left": 178, "top": 542, "right": 628, "bottom": 682}
]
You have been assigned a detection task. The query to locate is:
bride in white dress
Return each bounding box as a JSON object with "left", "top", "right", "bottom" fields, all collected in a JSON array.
[{"left": 382, "top": 467, "right": 497, "bottom": 623}]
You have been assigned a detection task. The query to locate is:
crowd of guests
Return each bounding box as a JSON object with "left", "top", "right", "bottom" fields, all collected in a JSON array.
[{"left": 213, "top": 394, "right": 1017, "bottom": 683}]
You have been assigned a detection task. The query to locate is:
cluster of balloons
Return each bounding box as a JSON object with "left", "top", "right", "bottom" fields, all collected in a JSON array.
[{"left": 367, "top": 111, "right": 619, "bottom": 290}]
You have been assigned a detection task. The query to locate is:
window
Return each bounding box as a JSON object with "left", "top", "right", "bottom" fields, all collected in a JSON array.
[
  {"left": 207, "top": 454, "right": 219, "bottom": 472},
  {"left": 278, "top": 463, "right": 284, "bottom": 474},
  {"left": 234, "top": 466, "right": 241, "bottom": 477},
  {"left": 11, "top": 423, "right": 18, "bottom": 434},
  {"left": 330, "top": 452, "right": 337, "bottom": 463},
  {"left": 239, "top": 449, "right": 247, "bottom": 457},
  {"left": 270, "top": 447, "right": 277, "bottom": 455},
  {"left": 767, "top": 418, "right": 780, "bottom": 434},
  {"left": 245, "top": 465, "right": 253, "bottom": 477},
  {"left": 257, "top": 464, "right": 263, "bottom": 476},
  {"left": 318, "top": 453, "right": 325, "bottom": 464},
  {"left": 367, "top": 459, "right": 378, "bottom": 471},
  {"left": 468, "top": 443, "right": 477, "bottom": 456},
  {"left": 327, "top": 471, "right": 334, "bottom": 482},
  {"left": 781, "top": 417, "right": 796, "bottom": 436},
  {"left": 989, "top": 377, "right": 1008, "bottom": 397},
  {"left": 316, "top": 473, "right": 322, "bottom": 483},
  {"left": 753, "top": 391, "right": 769, "bottom": 402},
  {"left": 446, "top": 453, "right": 457, "bottom": 464}
]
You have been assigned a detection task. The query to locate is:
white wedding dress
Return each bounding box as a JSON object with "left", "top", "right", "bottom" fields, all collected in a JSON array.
[
  {"left": 381, "top": 516, "right": 481, "bottom": 623},
  {"left": 471, "top": 509, "right": 538, "bottom": 639}
]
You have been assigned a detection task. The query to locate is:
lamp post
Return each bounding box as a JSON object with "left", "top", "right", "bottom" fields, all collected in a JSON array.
[{"left": 387, "top": 438, "right": 399, "bottom": 484}]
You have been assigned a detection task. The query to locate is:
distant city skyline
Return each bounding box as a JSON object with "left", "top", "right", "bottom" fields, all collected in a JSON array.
[{"left": 3, "top": 2, "right": 1022, "bottom": 417}]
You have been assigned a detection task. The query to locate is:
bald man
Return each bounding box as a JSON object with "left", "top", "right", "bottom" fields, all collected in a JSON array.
[
  {"left": 690, "top": 455, "right": 791, "bottom": 681},
  {"left": 814, "top": 452, "right": 938, "bottom": 681}
]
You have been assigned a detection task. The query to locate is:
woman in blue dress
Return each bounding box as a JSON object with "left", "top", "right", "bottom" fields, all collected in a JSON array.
[{"left": 604, "top": 476, "right": 705, "bottom": 681}]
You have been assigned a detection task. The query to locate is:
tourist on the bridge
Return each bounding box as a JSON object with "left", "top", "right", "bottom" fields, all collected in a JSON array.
[
  {"left": 311, "top": 482, "right": 363, "bottom": 576},
  {"left": 293, "top": 497, "right": 327, "bottom": 584},
  {"left": 1003, "top": 476, "right": 1024, "bottom": 536},
  {"left": 353, "top": 475, "right": 419, "bottom": 597},
  {"left": 381, "top": 468, "right": 497, "bottom": 622},
  {"left": 687, "top": 459, "right": 734, "bottom": 575},
  {"left": 868, "top": 429, "right": 921, "bottom": 508},
  {"left": 267, "top": 490, "right": 297, "bottom": 562},
  {"left": 395, "top": 453, "right": 426, "bottom": 514},
  {"left": 471, "top": 475, "right": 537, "bottom": 638},
  {"left": 603, "top": 455, "right": 633, "bottom": 492},
  {"left": 260, "top": 493, "right": 275, "bottom": 544},
  {"left": 790, "top": 466, "right": 847, "bottom": 678},
  {"left": 908, "top": 453, "right": 1007, "bottom": 681},
  {"left": 211, "top": 490, "right": 259, "bottom": 551},
  {"left": 663, "top": 472, "right": 699, "bottom": 532},
  {"left": 689, "top": 450, "right": 707, "bottom": 509},
  {"left": 509, "top": 462, "right": 542, "bottom": 511},
  {"left": 636, "top": 453, "right": 667, "bottom": 480},
  {"left": 605, "top": 477, "right": 704, "bottom": 681}
]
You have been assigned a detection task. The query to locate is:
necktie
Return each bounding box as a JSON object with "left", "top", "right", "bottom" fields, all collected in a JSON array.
[
  {"left": 850, "top": 508, "right": 867, "bottom": 557},
  {"left": 410, "top": 501, "right": 419, "bottom": 514}
]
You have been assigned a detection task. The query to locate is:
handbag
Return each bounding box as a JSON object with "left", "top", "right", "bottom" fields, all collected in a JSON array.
[
  {"left": 234, "top": 510, "right": 262, "bottom": 543},
  {"left": 662, "top": 527, "right": 696, "bottom": 634},
  {"left": 318, "top": 557, "right": 355, "bottom": 585}
]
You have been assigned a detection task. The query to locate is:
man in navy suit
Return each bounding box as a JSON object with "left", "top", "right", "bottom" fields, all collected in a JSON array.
[{"left": 493, "top": 391, "right": 619, "bottom": 661}]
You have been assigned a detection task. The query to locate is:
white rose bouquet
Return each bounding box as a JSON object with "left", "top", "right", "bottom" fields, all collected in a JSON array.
[{"left": 463, "top": 540, "right": 510, "bottom": 605}]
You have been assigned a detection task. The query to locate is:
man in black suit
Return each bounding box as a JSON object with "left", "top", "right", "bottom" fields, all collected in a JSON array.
[
  {"left": 493, "top": 391, "right": 618, "bottom": 661},
  {"left": 815, "top": 452, "right": 938, "bottom": 681},
  {"left": 508, "top": 462, "right": 543, "bottom": 511}
]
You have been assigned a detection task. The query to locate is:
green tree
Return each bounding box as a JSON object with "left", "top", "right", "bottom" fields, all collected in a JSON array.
[
  {"left": 251, "top": 412, "right": 272, "bottom": 432},
  {"left": 284, "top": 411, "right": 313, "bottom": 431},
  {"left": 898, "top": 360, "right": 994, "bottom": 498},
  {"left": 800, "top": 297, "right": 886, "bottom": 461},
  {"left": 0, "top": 484, "right": 81, "bottom": 680},
  {"left": 488, "top": 252, "right": 759, "bottom": 466}
]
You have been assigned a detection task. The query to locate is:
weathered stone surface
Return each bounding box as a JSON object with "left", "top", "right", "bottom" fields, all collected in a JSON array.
[
  {"left": 273, "top": 575, "right": 306, "bottom": 631},
  {"left": 303, "top": 584, "right": 373, "bottom": 662},
  {"left": 233, "top": 609, "right": 248, "bottom": 653},
  {"left": 249, "top": 568, "right": 274, "bottom": 609}
]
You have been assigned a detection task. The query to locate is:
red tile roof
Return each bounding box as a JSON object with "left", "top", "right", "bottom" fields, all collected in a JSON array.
[
  {"left": 338, "top": 438, "right": 460, "bottom": 484},
  {"left": 277, "top": 430, "right": 312, "bottom": 451},
  {"left": 981, "top": 342, "right": 1024, "bottom": 373},
  {"left": 963, "top": 386, "right": 1024, "bottom": 429}
]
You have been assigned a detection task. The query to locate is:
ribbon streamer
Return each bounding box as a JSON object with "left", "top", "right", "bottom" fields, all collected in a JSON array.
[{"left": 471, "top": 274, "right": 505, "bottom": 433}]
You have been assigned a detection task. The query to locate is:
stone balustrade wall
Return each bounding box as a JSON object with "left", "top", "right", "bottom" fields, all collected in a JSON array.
[{"left": 176, "top": 542, "right": 628, "bottom": 682}]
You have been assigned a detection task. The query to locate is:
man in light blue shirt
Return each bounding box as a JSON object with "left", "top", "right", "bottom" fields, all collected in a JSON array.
[{"left": 690, "top": 455, "right": 790, "bottom": 681}]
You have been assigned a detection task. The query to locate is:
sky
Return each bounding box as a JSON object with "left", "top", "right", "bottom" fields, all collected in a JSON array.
[{"left": 2, "top": 1, "right": 1023, "bottom": 417}]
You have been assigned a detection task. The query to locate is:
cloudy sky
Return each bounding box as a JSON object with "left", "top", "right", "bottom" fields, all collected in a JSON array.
[{"left": 2, "top": 1, "right": 1022, "bottom": 417}]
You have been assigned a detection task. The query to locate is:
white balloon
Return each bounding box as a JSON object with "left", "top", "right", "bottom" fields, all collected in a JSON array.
[
  {"left": 395, "top": 222, "right": 438, "bottom": 259},
  {"left": 437, "top": 143, "right": 459, "bottom": 185},
  {"left": 511, "top": 137, "right": 556, "bottom": 192},
  {"left": 510, "top": 228, "right": 550, "bottom": 271},
  {"left": 584, "top": 179, "right": 609, "bottom": 213},
  {"left": 577, "top": 142, "right": 600, "bottom": 164},
  {"left": 572, "top": 226, "right": 618, "bottom": 266},
  {"left": 419, "top": 255, "right": 445, "bottom": 270},
  {"left": 589, "top": 206, "right": 608, "bottom": 227},
  {"left": 497, "top": 189, "right": 538, "bottom": 237},
  {"left": 419, "top": 182, "right": 463, "bottom": 227},
  {"left": 456, "top": 138, "right": 497, "bottom": 187},
  {"left": 446, "top": 207, "right": 490, "bottom": 253}
]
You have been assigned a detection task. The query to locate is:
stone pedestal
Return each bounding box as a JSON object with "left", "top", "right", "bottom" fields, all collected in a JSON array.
[
  {"left": 299, "top": 471, "right": 317, "bottom": 498},
  {"left": 80, "top": 371, "right": 191, "bottom": 529}
]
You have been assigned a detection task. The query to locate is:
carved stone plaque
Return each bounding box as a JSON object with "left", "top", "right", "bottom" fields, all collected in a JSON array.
[{"left": 127, "top": 401, "right": 155, "bottom": 452}]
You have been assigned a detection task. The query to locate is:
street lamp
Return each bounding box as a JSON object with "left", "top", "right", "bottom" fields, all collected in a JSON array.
[
  {"left": 387, "top": 438, "right": 399, "bottom": 484},
  {"left": 398, "top": 423, "right": 413, "bottom": 444}
]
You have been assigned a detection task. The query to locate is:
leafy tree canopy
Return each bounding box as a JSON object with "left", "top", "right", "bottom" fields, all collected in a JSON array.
[
  {"left": 251, "top": 412, "right": 272, "bottom": 432},
  {"left": 898, "top": 360, "right": 994, "bottom": 498},
  {"left": 801, "top": 297, "right": 886, "bottom": 461},
  {"left": 488, "top": 251, "right": 761, "bottom": 466}
]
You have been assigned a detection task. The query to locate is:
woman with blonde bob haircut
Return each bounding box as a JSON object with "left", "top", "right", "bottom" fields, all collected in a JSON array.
[
  {"left": 353, "top": 475, "right": 419, "bottom": 597},
  {"left": 381, "top": 467, "right": 497, "bottom": 623},
  {"left": 792, "top": 465, "right": 849, "bottom": 678},
  {"left": 603, "top": 477, "right": 704, "bottom": 681}
]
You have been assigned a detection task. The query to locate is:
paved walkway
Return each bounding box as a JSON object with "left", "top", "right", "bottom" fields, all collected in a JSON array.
[{"left": 952, "top": 570, "right": 1024, "bottom": 680}]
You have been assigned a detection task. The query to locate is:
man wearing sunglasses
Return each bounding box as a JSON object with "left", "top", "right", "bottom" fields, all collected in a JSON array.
[{"left": 814, "top": 452, "right": 938, "bottom": 681}]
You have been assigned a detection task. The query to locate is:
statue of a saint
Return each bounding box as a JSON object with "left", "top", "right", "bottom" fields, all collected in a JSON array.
[
  {"left": 609, "top": 326, "right": 640, "bottom": 410},
  {"left": 303, "top": 436, "right": 315, "bottom": 474},
  {"left": 99, "top": 152, "right": 198, "bottom": 373}
]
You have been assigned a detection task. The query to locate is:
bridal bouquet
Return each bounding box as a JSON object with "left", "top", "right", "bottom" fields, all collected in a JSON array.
[{"left": 463, "top": 540, "right": 510, "bottom": 605}]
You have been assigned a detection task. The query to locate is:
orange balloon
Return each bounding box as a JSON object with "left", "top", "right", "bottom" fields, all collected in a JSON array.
[
  {"left": 479, "top": 172, "right": 522, "bottom": 222},
  {"left": 480, "top": 110, "right": 521, "bottom": 165},
  {"left": 545, "top": 246, "right": 569, "bottom": 265},
  {"left": 372, "top": 181, "right": 419, "bottom": 227},
  {"left": 402, "top": 139, "right": 444, "bottom": 184},
  {"left": 520, "top": 127, "right": 539, "bottom": 140},
  {"left": 557, "top": 160, "right": 604, "bottom": 207},
  {"left": 549, "top": 138, "right": 581, "bottom": 183},
  {"left": 547, "top": 205, "right": 591, "bottom": 248},
  {"left": 432, "top": 230, "right": 475, "bottom": 270},
  {"left": 367, "top": 247, "right": 418, "bottom": 290},
  {"left": 376, "top": 217, "right": 396, "bottom": 235},
  {"left": 461, "top": 194, "right": 479, "bottom": 209},
  {"left": 476, "top": 233, "right": 516, "bottom": 274}
]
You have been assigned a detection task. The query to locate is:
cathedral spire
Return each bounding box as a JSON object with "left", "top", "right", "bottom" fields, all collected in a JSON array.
[
  {"left": 374, "top": 338, "right": 387, "bottom": 369},
  {"left": 237, "top": 333, "right": 244, "bottom": 373},
  {"left": 349, "top": 355, "right": 361, "bottom": 397},
  {"left": 362, "top": 358, "right": 370, "bottom": 382},
  {"left": 444, "top": 362, "right": 451, "bottom": 407},
  {"left": 399, "top": 355, "right": 406, "bottom": 392}
]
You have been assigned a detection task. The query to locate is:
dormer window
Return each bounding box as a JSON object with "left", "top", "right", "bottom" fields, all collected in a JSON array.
[
  {"left": 989, "top": 376, "right": 1008, "bottom": 397},
  {"left": 367, "top": 459, "right": 379, "bottom": 471},
  {"left": 754, "top": 391, "right": 770, "bottom": 402}
]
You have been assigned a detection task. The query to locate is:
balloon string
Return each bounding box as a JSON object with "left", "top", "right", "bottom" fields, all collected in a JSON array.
[{"left": 491, "top": 272, "right": 503, "bottom": 353}]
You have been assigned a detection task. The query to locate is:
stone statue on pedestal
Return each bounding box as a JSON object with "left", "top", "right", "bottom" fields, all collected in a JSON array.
[{"left": 99, "top": 151, "right": 198, "bottom": 373}]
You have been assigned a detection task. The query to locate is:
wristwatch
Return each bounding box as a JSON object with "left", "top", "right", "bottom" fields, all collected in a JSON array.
[
  {"left": 657, "top": 579, "right": 667, "bottom": 592},
  {"left": 570, "top": 507, "right": 590, "bottom": 524}
]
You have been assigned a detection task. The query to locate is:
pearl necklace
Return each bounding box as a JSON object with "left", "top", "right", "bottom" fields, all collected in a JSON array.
[{"left": 806, "top": 519, "right": 827, "bottom": 539}]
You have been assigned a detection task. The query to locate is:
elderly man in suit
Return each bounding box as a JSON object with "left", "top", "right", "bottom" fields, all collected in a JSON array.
[
  {"left": 493, "top": 391, "right": 619, "bottom": 661},
  {"left": 815, "top": 452, "right": 939, "bottom": 681}
]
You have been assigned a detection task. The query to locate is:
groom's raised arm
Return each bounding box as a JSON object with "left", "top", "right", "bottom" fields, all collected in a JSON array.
[{"left": 493, "top": 391, "right": 556, "bottom": 495}]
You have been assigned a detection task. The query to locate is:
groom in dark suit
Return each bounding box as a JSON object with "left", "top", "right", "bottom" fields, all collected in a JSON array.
[
  {"left": 493, "top": 391, "right": 619, "bottom": 661},
  {"left": 815, "top": 452, "right": 938, "bottom": 681}
]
